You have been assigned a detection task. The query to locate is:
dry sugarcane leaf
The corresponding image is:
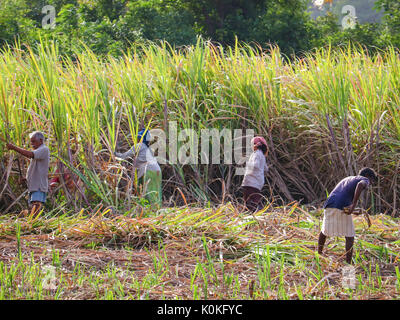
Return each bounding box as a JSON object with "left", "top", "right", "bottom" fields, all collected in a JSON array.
[{"left": 363, "top": 211, "right": 372, "bottom": 228}]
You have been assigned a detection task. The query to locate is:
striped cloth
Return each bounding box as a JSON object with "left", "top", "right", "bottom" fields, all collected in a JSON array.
[{"left": 321, "top": 208, "right": 355, "bottom": 237}]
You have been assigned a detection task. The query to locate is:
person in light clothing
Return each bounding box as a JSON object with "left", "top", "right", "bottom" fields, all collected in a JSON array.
[
  {"left": 240, "top": 136, "right": 269, "bottom": 212},
  {"left": 318, "top": 167, "right": 377, "bottom": 264},
  {"left": 7, "top": 131, "right": 50, "bottom": 217},
  {"left": 115, "top": 129, "right": 162, "bottom": 208}
]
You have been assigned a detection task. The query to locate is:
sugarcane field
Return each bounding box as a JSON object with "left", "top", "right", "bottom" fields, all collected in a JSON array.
[{"left": 1, "top": 1, "right": 400, "bottom": 305}]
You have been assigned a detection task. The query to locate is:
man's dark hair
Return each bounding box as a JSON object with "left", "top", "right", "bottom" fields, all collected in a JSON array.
[
  {"left": 256, "top": 144, "right": 267, "bottom": 154},
  {"left": 358, "top": 167, "right": 377, "bottom": 181}
]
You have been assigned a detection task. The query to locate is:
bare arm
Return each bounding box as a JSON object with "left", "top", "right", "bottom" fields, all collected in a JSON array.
[
  {"left": 115, "top": 147, "right": 135, "bottom": 160},
  {"left": 6, "top": 143, "right": 34, "bottom": 159},
  {"left": 345, "top": 180, "right": 368, "bottom": 214}
]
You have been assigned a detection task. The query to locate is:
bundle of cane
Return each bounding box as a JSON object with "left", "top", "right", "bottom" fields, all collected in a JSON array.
[{"left": 343, "top": 207, "right": 372, "bottom": 228}]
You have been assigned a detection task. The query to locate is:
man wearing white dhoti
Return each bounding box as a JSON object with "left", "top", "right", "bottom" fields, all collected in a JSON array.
[{"left": 317, "top": 167, "right": 377, "bottom": 264}]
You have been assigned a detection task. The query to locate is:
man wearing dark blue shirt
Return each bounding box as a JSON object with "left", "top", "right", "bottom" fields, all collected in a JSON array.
[{"left": 317, "top": 167, "right": 377, "bottom": 264}]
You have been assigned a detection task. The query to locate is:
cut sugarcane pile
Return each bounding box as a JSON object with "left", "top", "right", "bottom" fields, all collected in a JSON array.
[{"left": 0, "top": 203, "right": 399, "bottom": 300}]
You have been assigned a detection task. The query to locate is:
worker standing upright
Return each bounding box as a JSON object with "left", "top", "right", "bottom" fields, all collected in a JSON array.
[
  {"left": 240, "top": 136, "right": 269, "bottom": 212},
  {"left": 6, "top": 131, "right": 50, "bottom": 217}
]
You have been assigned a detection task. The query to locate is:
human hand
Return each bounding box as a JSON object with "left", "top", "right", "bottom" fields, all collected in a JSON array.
[
  {"left": 343, "top": 204, "right": 355, "bottom": 215},
  {"left": 114, "top": 152, "right": 124, "bottom": 161}
]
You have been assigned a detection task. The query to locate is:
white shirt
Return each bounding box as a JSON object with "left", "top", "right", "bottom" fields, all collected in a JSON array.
[
  {"left": 241, "top": 149, "right": 268, "bottom": 191},
  {"left": 115, "top": 142, "right": 161, "bottom": 179}
]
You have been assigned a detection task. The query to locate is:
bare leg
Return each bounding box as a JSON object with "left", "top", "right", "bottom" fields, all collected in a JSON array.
[
  {"left": 318, "top": 232, "right": 327, "bottom": 254},
  {"left": 345, "top": 236, "right": 354, "bottom": 264}
]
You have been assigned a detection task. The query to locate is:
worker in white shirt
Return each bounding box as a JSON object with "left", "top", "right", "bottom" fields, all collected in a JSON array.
[
  {"left": 240, "top": 136, "right": 269, "bottom": 212},
  {"left": 115, "top": 129, "right": 162, "bottom": 208}
]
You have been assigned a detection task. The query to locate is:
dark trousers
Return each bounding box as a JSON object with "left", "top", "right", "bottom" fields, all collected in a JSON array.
[{"left": 241, "top": 186, "right": 262, "bottom": 212}]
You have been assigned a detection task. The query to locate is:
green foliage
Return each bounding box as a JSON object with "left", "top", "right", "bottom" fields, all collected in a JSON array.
[
  {"left": 0, "top": 0, "right": 396, "bottom": 57},
  {"left": 0, "top": 1, "right": 398, "bottom": 59},
  {"left": 177, "top": 0, "right": 314, "bottom": 55},
  {"left": 178, "top": 0, "right": 270, "bottom": 41},
  {"left": 252, "top": 0, "right": 313, "bottom": 55},
  {"left": 309, "top": 12, "right": 383, "bottom": 53},
  {"left": 375, "top": 0, "right": 400, "bottom": 47},
  {"left": 1, "top": 40, "right": 399, "bottom": 210},
  {"left": 118, "top": 0, "right": 196, "bottom": 47},
  {"left": 332, "top": 0, "right": 383, "bottom": 23},
  {"left": 0, "top": 0, "right": 35, "bottom": 46},
  {"left": 309, "top": 0, "right": 383, "bottom": 24}
]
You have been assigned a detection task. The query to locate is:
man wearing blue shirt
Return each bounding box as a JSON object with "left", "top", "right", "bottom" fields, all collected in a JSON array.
[{"left": 317, "top": 167, "right": 377, "bottom": 264}]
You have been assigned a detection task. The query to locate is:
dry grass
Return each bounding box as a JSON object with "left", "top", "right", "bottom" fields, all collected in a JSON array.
[{"left": 0, "top": 203, "right": 399, "bottom": 300}]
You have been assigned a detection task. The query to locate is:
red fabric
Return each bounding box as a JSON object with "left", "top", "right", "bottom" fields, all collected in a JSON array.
[
  {"left": 49, "top": 167, "right": 60, "bottom": 186},
  {"left": 50, "top": 167, "right": 74, "bottom": 189},
  {"left": 241, "top": 186, "right": 263, "bottom": 212},
  {"left": 252, "top": 136, "right": 267, "bottom": 147}
]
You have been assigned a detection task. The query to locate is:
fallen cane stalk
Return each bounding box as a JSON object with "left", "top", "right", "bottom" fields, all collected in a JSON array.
[{"left": 363, "top": 211, "right": 372, "bottom": 228}]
